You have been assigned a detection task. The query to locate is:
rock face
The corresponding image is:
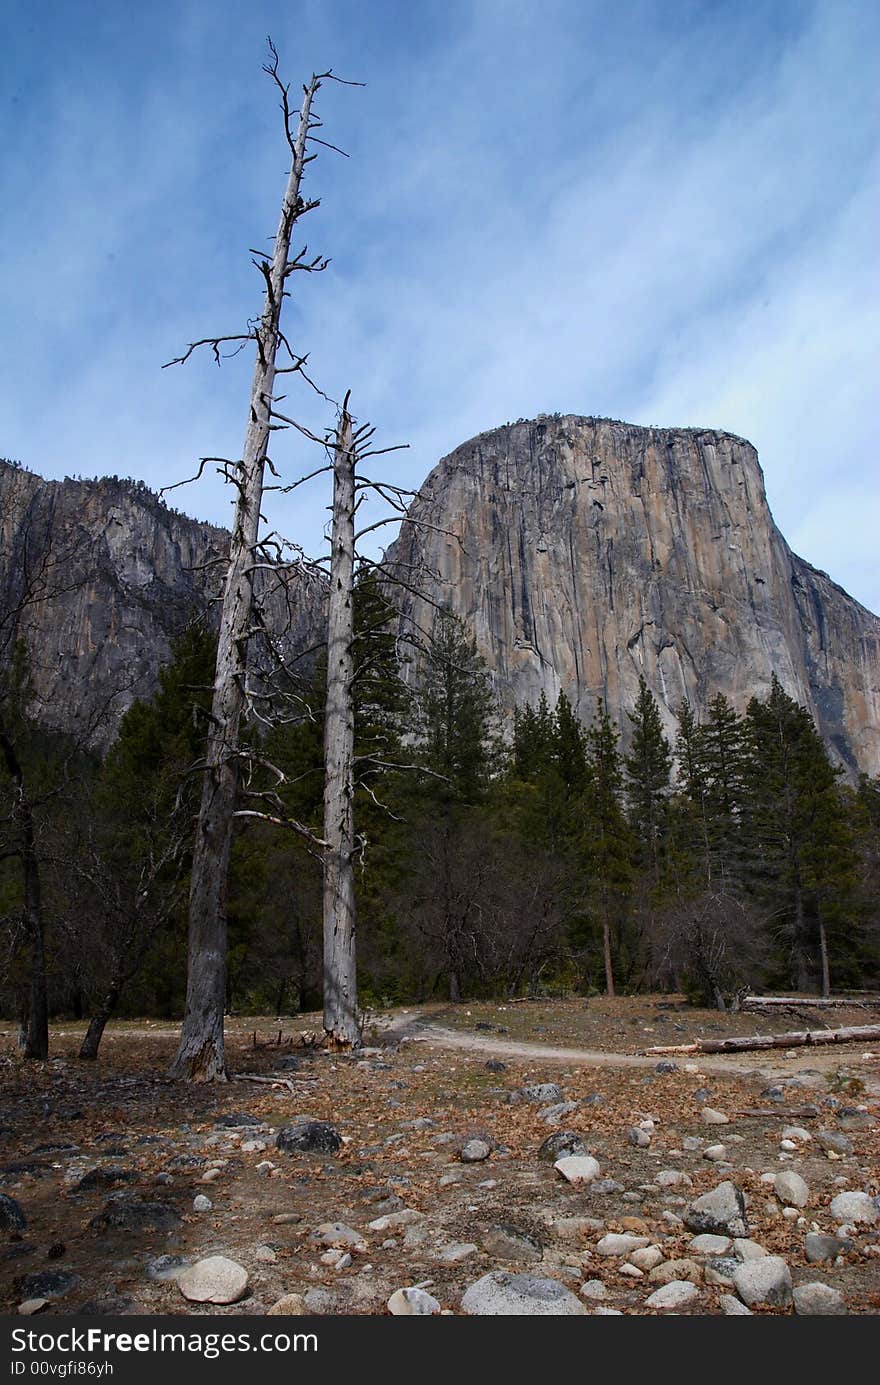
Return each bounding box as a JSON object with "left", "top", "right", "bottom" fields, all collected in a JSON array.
[
  {"left": 388, "top": 416, "right": 880, "bottom": 776},
  {"left": 0, "top": 461, "right": 326, "bottom": 747}
]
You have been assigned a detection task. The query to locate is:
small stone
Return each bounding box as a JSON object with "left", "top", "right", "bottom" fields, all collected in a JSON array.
[
  {"left": 704, "top": 1144, "right": 727, "bottom": 1161},
  {"left": 619, "top": 1262, "right": 643, "bottom": 1278},
  {"left": 215, "top": 1113, "right": 263, "bottom": 1128},
  {"left": 655, "top": 1169, "right": 692, "bottom": 1188},
  {"left": 272, "top": 1212, "right": 302, "bottom": 1225},
  {"left": 522, "top": 1084, "right": 563, "bottom": 1104},
  {"left": 720, "top": 1293, "right": 752, "bottom": 1315},
  {"left": 537, "top": 1130, "right": 587, "bottom": 1163},
  {"left": 276, "top": 1120, "right": 341, "bottom": 1154},
  {"left": 628, "top": 1127, "right": 651, "bottom": 1148},
  {"left": 779, "top": 1140, "right": 797, "bottom": 1153},
  {"left": 192, "top": 1194, "right": 213, "bottom": 1212},
  {"left": 648, "top": 1258, "right": 702, "bottom": 1286},
  {"left": 19, "top": 1271, "right": 80, "bottom": 1301},
  {"left": 485, "top": 1060, "right": 507, "bottom": 1073},
  {"left": 267, "top": 1294, "right": 307, "bottom": 1315},
  {"left": 645, "top": 1280, "right": 699, "bottom": 1309},
  {"left": 829, "top": 1192, "right": 878, "bottom": 1226},
  {"left": 254, "top": 1245, "right": 277, "bottom": 1264},
  {"left": 387, "top": 1287, "right": 441, "bottom": 1315},
  {"left": 89, "top": 1195, "right": 179, "bottom": 1232},
  {"left": 793, "top": 1282, "right": 847, "bottom": 1315},
  {"left": 541, "top": 1102, "right": 578, "bottom": 1125},
  {"left": 482, "top": 1224, "right": 543, "bottom": 1263},
  {"left": 655, "top": 1061, "right": 679, "bottom": 1074},
  {"left": 732, "top": 1239, "right": 768, "bottom": 1261},
  {"left": 579, "top": 1279, "right": 608, "bottom": 1300},
  {"left": 438, "top": 1242, "right": 478, "bottom": 1263},
  {"left": 700, "top": 1108, "right": 729, "bottom": 1125},
  {"left": 461, "top": 1271, "right": 587, "bottom": 1316},
  {"left": 0, "top": 1193, "right": 26, "bottom": 1234},
  {"left": 17, "top": 1300, "right": 47, "bottom": 1316},
  {"left": 596, "top": 1233, "right": 650, "bottom": 1256},
  {"left": 178, "top": 1256, "right": 249, "bottom": 1305},
  {"left": 554, "top": 1155, "right": 601, "bottom": 1186},
  {"left": 368, "top": 1209, "right": 424, "bottom": 1233},
  {"left": 817, "top": 1130, "right": 853, "bottom": 1156},
  {"left": 782, "top": 1126, "right": 812, "bottom": 1144},
  {"left": 732, "top": 1256, "right": 792, "bottom": 1308},
  {"left": 690, "top": 1234, "right": 732, "bottom": 1255},
  {"left": 460, "top": 1138, "right": 491, "bottom": 1164},
  {"left": 804, "top": 1232, "right": 853, "bottom": 1263},
  {"left": 311, "top": 1222, "right": 367, "bottom": 1252},
  {"left": 145, "top": 1255, "right": 187, "bottom": 1282},
  {"left": 774, "top": 1171, "right": 809, "bottom": 1208},
  {"left": 684, "top": 1181, "right": 748, "bottom": 1238}
]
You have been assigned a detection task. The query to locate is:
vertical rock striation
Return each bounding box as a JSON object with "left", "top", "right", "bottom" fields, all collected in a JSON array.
[{"left": 387, "top": 415, "right": 880, "bottom": 777}]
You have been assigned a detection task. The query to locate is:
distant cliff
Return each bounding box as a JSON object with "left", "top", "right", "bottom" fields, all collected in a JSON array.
[
  {"left": 387, "top": 416, "right": 880, "bottom": 777},
  {"left": 0, "top": 462, "right": 326, "bottom": 746}
]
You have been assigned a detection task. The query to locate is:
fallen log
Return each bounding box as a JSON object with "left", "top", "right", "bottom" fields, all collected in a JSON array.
[
  {"left": 743, "top": 995, "right": 880, "bottom": 1010},
  {"left": 646, "top": 1023, "right": 880, "bottom": 1055}
]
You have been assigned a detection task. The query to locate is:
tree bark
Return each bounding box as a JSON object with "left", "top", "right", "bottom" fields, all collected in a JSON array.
[
  {"left": 602, "top": 919, "right": 615, "bottom": 998},
  {"left": 322, "top": 403, "right": 361, "bottom": 1047},
  {"left": 0, "top": 724, "right": 48, "bottom": 1060},
  {"left": 171, "top": 74, "right": 322, "bottom": 1081},
  {"left": 818, "top": 916, "right": 831, "bottom": 999},
  {"left": 79, "top": 982, "right": 120, "bottom": 1061}
]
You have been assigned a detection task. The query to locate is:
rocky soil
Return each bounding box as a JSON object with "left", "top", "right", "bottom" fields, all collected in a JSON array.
[{"left": 0, "top": 1002, "right": 878, "bottom": 1316}]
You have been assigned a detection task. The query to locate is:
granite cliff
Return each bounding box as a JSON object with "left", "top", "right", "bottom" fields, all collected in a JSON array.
[
  {"left": 0, "top": 461, "right": 326, "bottom": 746},
  {"left": 387, "top": 415, "right": 880, "bottom": 777}
]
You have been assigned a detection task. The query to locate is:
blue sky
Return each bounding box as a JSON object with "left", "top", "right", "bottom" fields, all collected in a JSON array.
[{"left": 2, "top": 0, "right": 878, "bottom": 612}]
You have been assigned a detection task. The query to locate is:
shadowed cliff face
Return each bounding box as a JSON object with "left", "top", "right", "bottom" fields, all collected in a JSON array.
[
  {"left": 387, "top": 415, "right": 880, "bottom": 777},
  {"left": 0, "top": 463, "right": 327, "bottom": 748}
]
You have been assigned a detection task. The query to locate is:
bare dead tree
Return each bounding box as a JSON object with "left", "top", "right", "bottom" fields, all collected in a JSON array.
[{"left": 166, "top": 46, "right": 360, "bottom": 1081}]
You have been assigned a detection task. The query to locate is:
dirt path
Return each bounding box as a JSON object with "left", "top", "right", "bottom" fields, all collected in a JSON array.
[{"left": 394, "top": 1012, "right": 880, "bottom": 1087}]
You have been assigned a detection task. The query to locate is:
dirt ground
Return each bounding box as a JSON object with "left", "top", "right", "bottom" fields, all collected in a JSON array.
[{"left": 1, "top": 998, "right": 878, "bottom": 1316}]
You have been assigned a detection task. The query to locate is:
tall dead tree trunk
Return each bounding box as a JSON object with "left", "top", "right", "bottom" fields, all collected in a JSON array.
[
  {"left": 818, "top": 915, "right": 831, "bottom": 999},
  {"left": 171, "top": 66, "right": 324, "bottom": 1081},
  {"left": 0, "top": 724, "right": 48, "bottom": 1060},
  {"left": 322, "top": 400, "right": 361, "bottom": 1046}
]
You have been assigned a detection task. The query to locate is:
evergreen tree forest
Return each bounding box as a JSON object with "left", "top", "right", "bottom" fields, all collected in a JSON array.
[{"left": 2, "top": 585, "right": 878, "bottom": 1046}]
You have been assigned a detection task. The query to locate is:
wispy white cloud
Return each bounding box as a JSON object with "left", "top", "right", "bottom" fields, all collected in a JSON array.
[{"left": 1, "top": 0, "right": 877, "bottom": 611}]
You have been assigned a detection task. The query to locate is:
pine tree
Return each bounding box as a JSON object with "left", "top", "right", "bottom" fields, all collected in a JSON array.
[
  {"left": 743, "top": 674, "right": 857, "bottom": 993},
  {"left": 624, "top": 676, "right": 672, "bottom": 884},
  {"left": 583, "top": 699, "right": 633, "bottom": 995}
]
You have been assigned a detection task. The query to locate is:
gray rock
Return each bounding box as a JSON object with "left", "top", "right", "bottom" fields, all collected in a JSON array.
[
  {"left": 689, "top": 1234, "right": 732, "bottom": 1255},
  {"left": 192, "top": 1194, "right": 212, "bottom": 1212},
  {"left": 387, "top": 1287, "right": 441, "bottom": 1315},
  {"left": 537, "top": 1130, "right": 587, "bottom": 1163},
  {"left": 178, "top": 1256, "right": 249, "bottom": 1305},
  {"left": 437, "top": 1242, "right": 478, "bottom": 1264},
  {"left": 522, "top": 1084, "right": 564, "bottom": 1104},
  {"left": 73, "top": 1167, "right": 138, "bottom": 1193},
  {"left": 816, "top": 1130, "right": 853, "bottom": 1156},
  {"left": 628, "top": 1127, "right": 651, "bottom": 1148},
  {"left": 579, "top": 1279, "right": 608, "bottom": 1300},
  {"left": 89, "top": 1194, "right": 179, "bottom": 1231},
  {"left": 482, "top": 1224, "right": 543, "bottom": 1263},
  {"left": 828, "top": 1191, "right": 878, "bottom": 1225},
  {"left": 596, "top": 1233, "right": 650, "bottom": 1256},
  {"left": 645, "top": 1280, "right": 700, "bottom": 1309},
  {"left": 541, "top": 1102, "right": 578, "bottom": 1125},
  {"left": 460, "top": 1138, "right": 491, "bottom": 1164},
  {"left": 793, "top": 1282, "right": 847, "bottom": 1315},
  {"left": 214, "top": 1113, "right": 263, "bottom": 1129},
  {"left": 773, "top": 1171, "right": 809, "bottom": 1208},
  {"left": 700, "top": 1107, "right": 730, "bottom": 1125},
  {"left": 485, "top": 1060, "right": 507, "bottom": 1073},
  {"left": 732, "top": 1256, "right": 792, "bottom": 1308},
  {"left": 0, "top": 1193, "right": 26, "bottom": 1234},
  {"left": 145, "top": 1255, "right": 188, "bottom": 1282},
  {"left": 804, "top": 1232, "right": 853, "bottom": 1263},
  {"left": 720, "top": 1294, "right": 753, "bottom": 1315},
  {"left": 310, "top": 1222, "right": 366, "bottom": 1251},
  {"left": 461, "top": 1271, "right": 587, "bottom": 1316},
  {"left": 554, "top": 1155, "right": 601, "bottom": 1185},
  {"left": 19, "top": 1271, "right": 79, "bottom": 1301},
  {"left": 655, "top": 1061, "right": 679, "bottom": 1074},
  {"left": 684, "top": 1181, "right": 749, "bottom": 1238},
  {"left": 276, "top": 1120, "right": 341, "bottom": 1154}
]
